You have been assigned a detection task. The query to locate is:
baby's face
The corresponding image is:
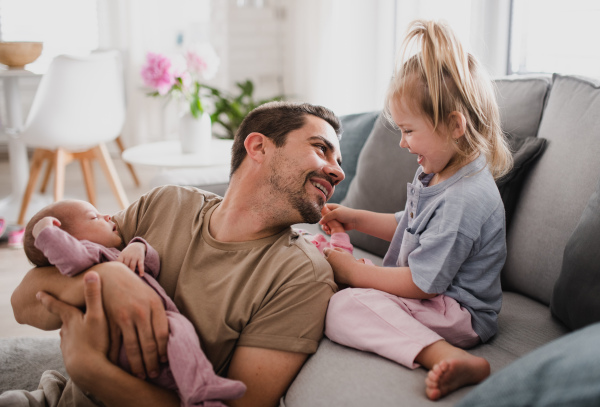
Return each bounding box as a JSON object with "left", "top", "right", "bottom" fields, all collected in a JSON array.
[{"left": 63, "top": 201, "right": 122, "bottom": 248}]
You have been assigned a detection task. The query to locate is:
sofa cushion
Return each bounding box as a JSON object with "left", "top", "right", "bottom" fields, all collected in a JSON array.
[
  {"left": 551, "top": 175, "right": 600, "bottom": 330},
  {"left": 456, "top": 322, "right": 600, "bottom": 407},
  {"left": 496, "top": 133, "right": 547, "bottom": 230},
  {"left": 503, "top": 74, "right": 600, "bottom": 305},
  {"left": 340, "top": 115, "right": 420, "bottom": 257},
  {"left": 330, "top": 111, "right": 380, "bottom": 203},
  {"left": 494, "top": 75, "right": 551, "bottom": 140}
]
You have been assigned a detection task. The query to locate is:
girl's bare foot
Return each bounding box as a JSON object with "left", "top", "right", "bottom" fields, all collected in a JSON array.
[{"left": 424, "top": 353, "right": 490, "bottom": 400}]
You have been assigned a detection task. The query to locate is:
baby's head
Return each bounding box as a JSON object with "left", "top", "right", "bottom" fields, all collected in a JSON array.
[
  {"left": 24, "top": 200, "right": 122, "bottom": 266},
  {"left": 385, "top": 19, "right": 512, "bottom": 179}
]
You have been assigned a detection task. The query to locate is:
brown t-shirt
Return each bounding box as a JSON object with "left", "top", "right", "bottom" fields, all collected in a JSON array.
[{"left": 113, "top": 185, "right": 336, "bottom": 375}]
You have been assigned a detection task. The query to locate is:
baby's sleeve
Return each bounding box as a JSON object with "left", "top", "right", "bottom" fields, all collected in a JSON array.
[{"left": 35, "top": 227, "right": 102, "bottom": 277}]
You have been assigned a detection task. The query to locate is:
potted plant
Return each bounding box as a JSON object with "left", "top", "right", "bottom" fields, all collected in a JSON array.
[
  {"left": 202, "top": 79, "right": 284, "bottom": 139},
  {"left": 140, "top": 45, "right": 219, "bottom": 155}
]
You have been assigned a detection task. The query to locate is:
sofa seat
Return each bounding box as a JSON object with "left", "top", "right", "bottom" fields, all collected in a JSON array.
[{"left": 282, "top": 263, "right": 568, "bottom": 407}]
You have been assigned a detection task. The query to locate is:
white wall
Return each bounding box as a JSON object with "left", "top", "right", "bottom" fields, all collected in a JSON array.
[{"left": 0, "top": 0, "right": 513, "bottom": 155}]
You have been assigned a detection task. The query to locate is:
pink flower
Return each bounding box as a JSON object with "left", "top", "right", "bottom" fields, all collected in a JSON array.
[
  {"left": 140, "top": 52, "right": 178, "bottom": 95},
  {"left": 185, "top": 44, "right": 219, "bottom": 80}
]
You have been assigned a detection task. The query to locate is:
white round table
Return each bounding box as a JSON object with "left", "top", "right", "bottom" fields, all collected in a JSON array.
[
  {"left": 121, "top": 139, "right": 233, "bottom": 168},
  {"left": 122, "top": 139, "right": 234, "bottom": 189}
]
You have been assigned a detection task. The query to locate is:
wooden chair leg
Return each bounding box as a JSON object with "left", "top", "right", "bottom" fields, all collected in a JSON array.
[
  {"left": 39, "top": 155, "right": 54, "bottom": 194},
  {"left": 53, "top": 148, "right": 67, "bottom": 202},
  {"left": 18, "top": 149, "right": 47, "bottom": 225},
  {"left": 115, "top": 135, "right": 140, "bottom": 187},
  {"left": 94, "top": 143, "right": 129, "bottom": 209},
  {"left": 79, "top": 157, "right": 97, "bottom": 207}
]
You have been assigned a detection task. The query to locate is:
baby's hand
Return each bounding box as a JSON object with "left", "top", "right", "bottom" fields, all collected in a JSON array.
[
  {"left": 117, "top": 242, "right": 147, "bottom": 276},
  {"left": 32, "top": 216, "right": 61, "bottom": 239},
  {"left": 323, "top": 247, "right": 363, "bottom": 286}
]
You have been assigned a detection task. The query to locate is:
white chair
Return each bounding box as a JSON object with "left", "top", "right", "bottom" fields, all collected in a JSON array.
[{"left": 17, "top": 51, "right": 129, "bottom": 225}]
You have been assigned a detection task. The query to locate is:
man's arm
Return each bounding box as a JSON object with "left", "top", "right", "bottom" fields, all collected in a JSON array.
[
  {"left": 227, "top": 346, "right": 307, "bottom": 407},
  {"left": 12, "top": 262, "right": 170, "bottom": 379}
]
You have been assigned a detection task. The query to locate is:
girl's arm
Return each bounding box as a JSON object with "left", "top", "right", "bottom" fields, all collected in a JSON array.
[
  {"left": 323, "top": 248, "right": 436, "bottom": 299},
  {"left": 320, "top": 204, "right": 398, "bottom": 242}
]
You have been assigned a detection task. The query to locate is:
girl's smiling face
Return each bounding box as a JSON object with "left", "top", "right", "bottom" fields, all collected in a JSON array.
[{"left": 389, "top": 97, "right": 459, "bottom": 179}]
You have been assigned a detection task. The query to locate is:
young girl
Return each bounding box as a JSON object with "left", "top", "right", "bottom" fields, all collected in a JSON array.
[
  {"left": 319, "top": 20, "right": 512, "bottom": 401},
  {"left": 24, "top": 199, "right": 246, "bottom": 406}
]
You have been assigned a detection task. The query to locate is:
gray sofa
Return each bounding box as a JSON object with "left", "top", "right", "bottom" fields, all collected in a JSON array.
[
  {"left": 282, "top": 73, "right": 600, "bottom": 406},
  {"left": 3, "top": 74, "right": 600, "bottom": 406}
]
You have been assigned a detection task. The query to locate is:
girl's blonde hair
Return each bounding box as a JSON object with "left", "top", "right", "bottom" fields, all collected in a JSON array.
[{"left": 385, "top": 19, "right": 512, "bottom": 179}]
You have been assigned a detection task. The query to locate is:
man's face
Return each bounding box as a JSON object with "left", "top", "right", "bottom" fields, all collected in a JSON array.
[{"left": 266, "top": 115, "right": 344, "bottom": 224}]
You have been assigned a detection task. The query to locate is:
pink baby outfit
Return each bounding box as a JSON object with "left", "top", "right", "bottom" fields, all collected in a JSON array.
[
  {"left": 34, "top": 227, "right": 246, "bottom": 407},
  {"left": 310, "top": 232, "right": 354, "bottom": 255}
]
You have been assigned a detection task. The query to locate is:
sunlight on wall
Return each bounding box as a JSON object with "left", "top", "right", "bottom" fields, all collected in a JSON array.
[
  {"left": 510, "top": 0, "right": 600, "bottom": 77},
  {"left": 0, "top": 0, "right": 99, "bottom": 71}
]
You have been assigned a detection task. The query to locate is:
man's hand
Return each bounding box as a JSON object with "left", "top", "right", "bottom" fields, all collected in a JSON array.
[
  {"left": 97, "top": 263, "right": 169, "bottom": 380},
  {"left": 38, "top": 270, "right": 180, "bottom": 406},
  {"left": 37, "top": 271, "right": 109, "bottom": 388},
  {"left": 117, "top": 242, "right": 147, "bottom": 276},
  {"left": 32, "top": 216, "right": 61, "bottom": 239}
]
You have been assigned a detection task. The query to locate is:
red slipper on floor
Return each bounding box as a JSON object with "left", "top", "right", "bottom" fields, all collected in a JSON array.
[
  {"left": 8, "top": 227, "right": 25, "bottom": 249},
  {"left": 0, "top": 218, "right": 5, "bottom": 239}
]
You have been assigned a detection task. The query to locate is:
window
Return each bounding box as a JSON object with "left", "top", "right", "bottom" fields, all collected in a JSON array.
[
  {"left": 509, "top": 0, "right": 600, "bottom": 76},
  {"left": 0, "top": 0, "right": 99, "bottom": 71}
]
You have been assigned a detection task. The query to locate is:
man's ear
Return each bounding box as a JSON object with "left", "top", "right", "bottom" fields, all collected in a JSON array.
[
  {"left": 448, "top": 111, "right": 467, "bottom": 140},
  {"left": 244, "top": 132, "right": 270, "bottom": 163}
]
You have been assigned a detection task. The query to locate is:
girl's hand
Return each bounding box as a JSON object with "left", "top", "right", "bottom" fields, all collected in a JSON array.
[
  {"left": 323, "top": 247, "right": 363, "bottom": 286},
  {"left": 37, "top": 272, "right": 110, "bottom": 386},
  {"left": 117, "top": 242, "right": 147, "bottom": 276},
  {"left": 32, "top": 216, "right": 61, "bottom": 239},
  {"left": 319, "top": 204, "right": 358, "bottom": 235}
]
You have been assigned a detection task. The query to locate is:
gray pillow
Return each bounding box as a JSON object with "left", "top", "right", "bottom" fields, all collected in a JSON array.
[
  {"left": 457, "top": 322, "right": 600, "bottom": 407},
  {"left": 551, "top": 175, "right": 600, "bottom": 331},
  {"left": 330, "top": 111, "right": 380, "bottom": 203},
  {"left": 496, "top": 133, "right": 547, "bottom": 231},
  {"left": 340, "top": 115, "right": 420, "bottom": 257},
  {"left": 494, "top": 76, "right": 551, "bottom": 140}
]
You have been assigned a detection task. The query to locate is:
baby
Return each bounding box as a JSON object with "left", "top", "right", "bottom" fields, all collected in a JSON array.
[{"left": 24, "top": 199, "right": 246, "bottom": 407}]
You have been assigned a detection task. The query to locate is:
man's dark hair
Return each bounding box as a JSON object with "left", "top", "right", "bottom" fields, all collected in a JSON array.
[{"left": 229, "top": 101, "right": 342, "bottom": 176}]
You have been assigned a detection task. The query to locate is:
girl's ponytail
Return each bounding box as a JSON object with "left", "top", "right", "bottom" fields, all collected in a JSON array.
[{"left": 386, "top": 20, "right": 512, "bottom": 179}]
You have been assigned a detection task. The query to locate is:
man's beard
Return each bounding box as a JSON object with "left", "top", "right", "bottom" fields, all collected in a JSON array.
[{"left": 268, "top": 169, "right": 324, "bottom": 224}]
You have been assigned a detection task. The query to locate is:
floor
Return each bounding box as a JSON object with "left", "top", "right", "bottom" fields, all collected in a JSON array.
[{"left": 0, "top": 154, "right": 158, "bottom": 338}]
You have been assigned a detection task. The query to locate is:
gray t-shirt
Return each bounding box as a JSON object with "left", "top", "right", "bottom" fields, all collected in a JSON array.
[{"left": 383, "top": 155, "right": 506, "bottom": 342}]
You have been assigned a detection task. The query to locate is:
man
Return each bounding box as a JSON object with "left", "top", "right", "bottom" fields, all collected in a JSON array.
[{"left": 10, "top": 102, "right": 345, "bottom": 406}]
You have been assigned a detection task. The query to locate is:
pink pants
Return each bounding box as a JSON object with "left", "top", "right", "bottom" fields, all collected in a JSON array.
[{"left": 325, "top": 288, "right": 480, "bottom": 369}]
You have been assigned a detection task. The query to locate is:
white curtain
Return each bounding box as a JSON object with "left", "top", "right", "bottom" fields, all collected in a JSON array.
[
  {"left": 283, "top": 0, "right": 510, "bottom": 117},
  {"left": 284, "top": 0, "right": 396, "bottom": 116}
]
